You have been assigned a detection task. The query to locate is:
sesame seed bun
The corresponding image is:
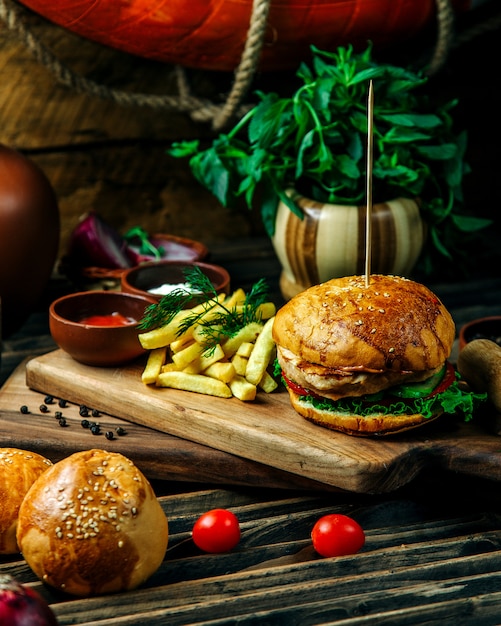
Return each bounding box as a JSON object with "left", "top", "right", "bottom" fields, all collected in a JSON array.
[
  {"left": 273, "top": 275, "right": 455, "bottom": 374},
  {"left": 273, "top": 275, "right": 456, "bottom": 436},
  {"left": 0, "top": 448, "right": 53, "bottom": 554},
  {"left": 16, "top": 449, "right": 168, "bottom": 596}
]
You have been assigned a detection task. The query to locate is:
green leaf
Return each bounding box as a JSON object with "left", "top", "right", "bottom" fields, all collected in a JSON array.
[
  {"left": 168, "top": 140, "right": 199, "bottom": 157},
  {"left": 415, "top": 143, "right": 458, "bottom": 160},
  {"left": 379, "top": 113, "right": 442, "bottom": 129},
  {"left": 451, "top": 214, "right": 493, "bottom": 232}
]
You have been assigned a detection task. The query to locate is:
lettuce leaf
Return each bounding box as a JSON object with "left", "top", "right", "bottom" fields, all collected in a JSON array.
[{"left": 298, "top": 374, "right": 486, "bottom": 422}]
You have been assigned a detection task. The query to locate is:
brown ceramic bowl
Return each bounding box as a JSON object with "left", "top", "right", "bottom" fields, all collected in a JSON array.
[
  {"left": 49, "top": 291, "right": 156, "bottom": 367},
  {"left": 120, "top": 260, "right": 231, "bottom": 304},
  {"left": 459, "top": 316, "right": 501, "bottom": 351}
]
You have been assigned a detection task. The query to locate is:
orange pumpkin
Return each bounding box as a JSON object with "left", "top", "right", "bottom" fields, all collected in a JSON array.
[{"left": 19, "top": 0, "right": 471, "bottom": 72}]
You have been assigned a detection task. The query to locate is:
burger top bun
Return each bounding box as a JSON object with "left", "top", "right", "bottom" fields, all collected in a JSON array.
[
  {"left": 0, "top": 448, "right": 53, "bottom": 554},
  {"left": 17, "top": 449, "right": 168, "bottom": 597},
  {"left": 272, "top": 274, "right": 455, "bottom": 373}
]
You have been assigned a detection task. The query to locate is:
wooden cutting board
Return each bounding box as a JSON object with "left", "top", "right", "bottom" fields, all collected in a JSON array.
[
  {"left": 0, "top": 358, "right": 333, "bottom": 491},
  {"left": 24, "top": 349, "right": 501, "bottom": 494}
]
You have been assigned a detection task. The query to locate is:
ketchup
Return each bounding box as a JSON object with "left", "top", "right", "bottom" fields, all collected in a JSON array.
[{"left": 80, "top": 312, "right": 136, "bottom": 327}]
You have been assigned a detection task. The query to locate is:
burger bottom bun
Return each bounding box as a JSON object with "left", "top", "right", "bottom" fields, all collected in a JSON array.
[
  {"left": 17, "top": 449, "right": 168, "bottom": 596},
  {"left": 287, "top": 388, "right": 443, "bottom": 437},
  {"left": 0, "top": 448, "right": 53, "bottom": 554}
]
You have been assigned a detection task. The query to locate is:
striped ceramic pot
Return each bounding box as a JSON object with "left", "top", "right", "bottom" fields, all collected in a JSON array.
[{"left": 271, "top": 191, "right": 425, "bottom": 301}]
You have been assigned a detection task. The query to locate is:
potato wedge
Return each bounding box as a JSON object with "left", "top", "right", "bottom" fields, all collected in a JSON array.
[
  {"left": 222, "top": 322, "right": 263, "bottom": 358},
  {"left": 156, "top": 371, "right": 232, "bottom": 398},
  {"left": 183, "top": 344, "right": 225, "bottom": 375},
  {"left": 231, "top": 354, "right": 248, "bottom": 376},
  {"left": 258, "top": 370, "right": 279, "bottom": 393},
  {"left": 141, "top": 347, "right": 167, "bottom": 385},
  {"left": 245, "top": 316, "right": 276, "bottom": 385},
  {"left": 229, "top": 375, "right": 257, "bottom": 402},
  {"left": 172, "top": 341, "right": 204, "bottom": 369},
  {"left": 204, "top": 361, "right": 236, "bottom": 384},
  {"left": 236, "top": 341, "right": 254, "bottom": 358},
  {"left": 138, "top": 294, "right": 226, "bottom": 350}
]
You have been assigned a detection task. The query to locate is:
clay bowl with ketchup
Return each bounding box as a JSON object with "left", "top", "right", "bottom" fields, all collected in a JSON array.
[
  {"left": 121, "top": 260, "right": 231, "bottom": 306},
  {"left": 49, "top": 291, "right": 156, "bottom": 367},
  {"left": 459, "top": 316, "right": 501, "bottom": 351}
]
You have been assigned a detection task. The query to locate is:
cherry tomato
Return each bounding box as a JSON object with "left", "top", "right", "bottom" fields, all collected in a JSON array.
[
  {"left": 311, "top": 514, "right": 365, "bottom": 558},
  {"left": 192, "top": 509, "right": 241, "bottom": 553}
]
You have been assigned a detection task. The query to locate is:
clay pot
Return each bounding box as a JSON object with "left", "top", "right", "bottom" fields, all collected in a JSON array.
[
  {"left": 0, "top": 145, "right": 60, "bottom": 336},
  {"left": 271, "top": 192, "right": 425, "bottom": 300}
]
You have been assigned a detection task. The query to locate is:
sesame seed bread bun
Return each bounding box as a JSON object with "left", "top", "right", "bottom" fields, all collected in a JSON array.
[
  {"left": 273, "top": 274, "right": 455, "bottom": 374},
  {"left": 0, "top": 448, "right": 53, "bottom": 554},
  {"left": 16, "top": 449, "right": 168, "bottom": 597}
]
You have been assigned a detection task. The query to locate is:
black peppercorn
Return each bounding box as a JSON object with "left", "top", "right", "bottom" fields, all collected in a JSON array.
[
  {"left": 79, "top": 406, "right": 89, "bottom": 417},
  {"left": 44, "top": 395, "right": 54, "bottom": 404},
  {"left": 92, "top": 409, "right": 100, "bottom": 418},
  {"left": 58, "top": 399, "right": 68, "bottom": 408},
  {"left": 81, "top": 419, "right": 90, "bottom": 429},
  {"left": 39, "top": 404, "right": 49, "bottom": 413},
  {"left": 105, "top": 431, "right": 114, "bottom": 440},
  {"left": 58, "top": 417, "right": 67, "bottom": 427},
  {"left": 90, "top": 424, "right": 101, "bottom": 435},
  {"left": 20, "top": 405, "right": 29, "bottom": 414},
  {"left": 116, "top": 426, "right": 127, "bottom": 436},
  {"left": 55, "top": 411, "right": 62, "bottom": 419}
]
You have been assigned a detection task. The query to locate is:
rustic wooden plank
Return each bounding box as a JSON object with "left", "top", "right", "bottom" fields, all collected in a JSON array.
[
  {"left": 0, "top": 360, "right": 336, "bottom": 490},
  {"left": 24, "top": 348, "right": 501, "bottom": 493}
]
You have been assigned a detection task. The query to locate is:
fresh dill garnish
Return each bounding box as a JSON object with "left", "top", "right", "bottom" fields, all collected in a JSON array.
[
  {"left": 138, "top": 267, "right": 271, "bottom": 356},
  {"left": 137, "top": 266, "right": 216, "bottom": 330}
]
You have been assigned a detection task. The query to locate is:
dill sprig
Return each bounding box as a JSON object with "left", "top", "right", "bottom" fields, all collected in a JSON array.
[
  {"left": 138, "top": 267, "right": 271, "bottom": 356},
  {"left": 137, "top": 266, "right": 216, "bottom": 330},
  {"left": 178, "top": 277, "right": 270, "bottom": 355}
]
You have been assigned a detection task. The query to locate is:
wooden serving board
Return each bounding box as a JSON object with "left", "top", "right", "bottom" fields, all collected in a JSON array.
[
  {"left": 0, "top": 359, "right": 332, "bottom": 491},
  {"left": 24, "top": 350, "right": 501, "bottom": 494}
]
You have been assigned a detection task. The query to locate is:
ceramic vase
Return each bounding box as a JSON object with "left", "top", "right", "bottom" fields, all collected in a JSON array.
[{"left": 271, "top": 191, "right": 425, "bottom": 301}]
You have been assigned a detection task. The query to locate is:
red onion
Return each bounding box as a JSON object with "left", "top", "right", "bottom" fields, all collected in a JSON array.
[
  {"left": 67, "top": 212, "right": 141, "bottom": 269},
  {"left": 0, "top": 575, "right": 58, "bottom": 625}
]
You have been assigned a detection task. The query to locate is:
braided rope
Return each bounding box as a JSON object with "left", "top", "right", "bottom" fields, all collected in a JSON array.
[
  {"left": 210, "top": 0, "right": 271, "bottom": 129},
  {"left": 1, "top": 0, "right": 499, "bottom": 127},
  {"left": 426, "top": 0, "right": 455, "bottom": 76},
  {"left": 0, "top": 0, "right": 235, "bottom": 124}
]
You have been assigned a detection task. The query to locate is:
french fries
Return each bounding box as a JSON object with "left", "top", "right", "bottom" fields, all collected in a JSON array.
[{"left": 138, "top": 287, "right": 279, "bottom": 401}]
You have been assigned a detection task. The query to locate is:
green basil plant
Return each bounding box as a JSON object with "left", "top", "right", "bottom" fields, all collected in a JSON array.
[{"left": 169, "top": 45, "right": 490, "bottom": 273}]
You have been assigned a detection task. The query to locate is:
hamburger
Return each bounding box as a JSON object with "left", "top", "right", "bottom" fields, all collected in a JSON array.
[{"left": 272, "top": 274, "right": 482, "bottom": 436}]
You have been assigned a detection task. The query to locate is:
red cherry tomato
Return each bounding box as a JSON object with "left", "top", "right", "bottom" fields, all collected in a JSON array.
[
  {"left": 311, "top": 514, "right": 365, "bottom": 558},
  {"left": 192, "top": 509, "right": 241, "bottom": 553}
]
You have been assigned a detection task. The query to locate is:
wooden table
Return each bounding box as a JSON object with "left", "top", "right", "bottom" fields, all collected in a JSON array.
[{"left": 2, "top": 238, "right": 501, "bottom": 624}]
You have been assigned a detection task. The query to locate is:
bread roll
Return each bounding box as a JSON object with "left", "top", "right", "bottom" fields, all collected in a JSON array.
[
  {"left": 17, "top": 449, "right": 168, "bottom": 596},
  {"left": 0, "top": 448, "right": 53, "bottom": 554}
]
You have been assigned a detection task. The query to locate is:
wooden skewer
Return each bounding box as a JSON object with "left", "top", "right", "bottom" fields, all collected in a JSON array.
[{"left": 365, "top": 80, "right": 374, "bottom": 288}]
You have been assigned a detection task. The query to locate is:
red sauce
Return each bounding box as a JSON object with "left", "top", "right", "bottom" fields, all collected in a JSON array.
[{"left": 80, "top": 312, "right": 136, "bottom": 327}]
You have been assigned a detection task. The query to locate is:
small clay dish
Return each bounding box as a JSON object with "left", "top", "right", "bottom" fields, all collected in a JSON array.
[
  {"left": 459, "top": 315, "right": 501, "bottom": 351},
  {"left": 49, "top": 291, "right": 156, "bottom": 367},
  {"left": 121, "top": 260, "right": 231, "bottom": 305}
]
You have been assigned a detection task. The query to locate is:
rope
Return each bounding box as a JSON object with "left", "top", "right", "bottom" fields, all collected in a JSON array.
[
  {"left": 426, "top": 0, "right": 455, "bottom": 76},
  {"left": 210, "top": 0, "right": 271, "bottom": 130},
  {"left": 0, "top": 0, "right": 249, "bottom": 126},
  {"left": 0, "top": 0, "right": 499, "bottom": 128}
]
